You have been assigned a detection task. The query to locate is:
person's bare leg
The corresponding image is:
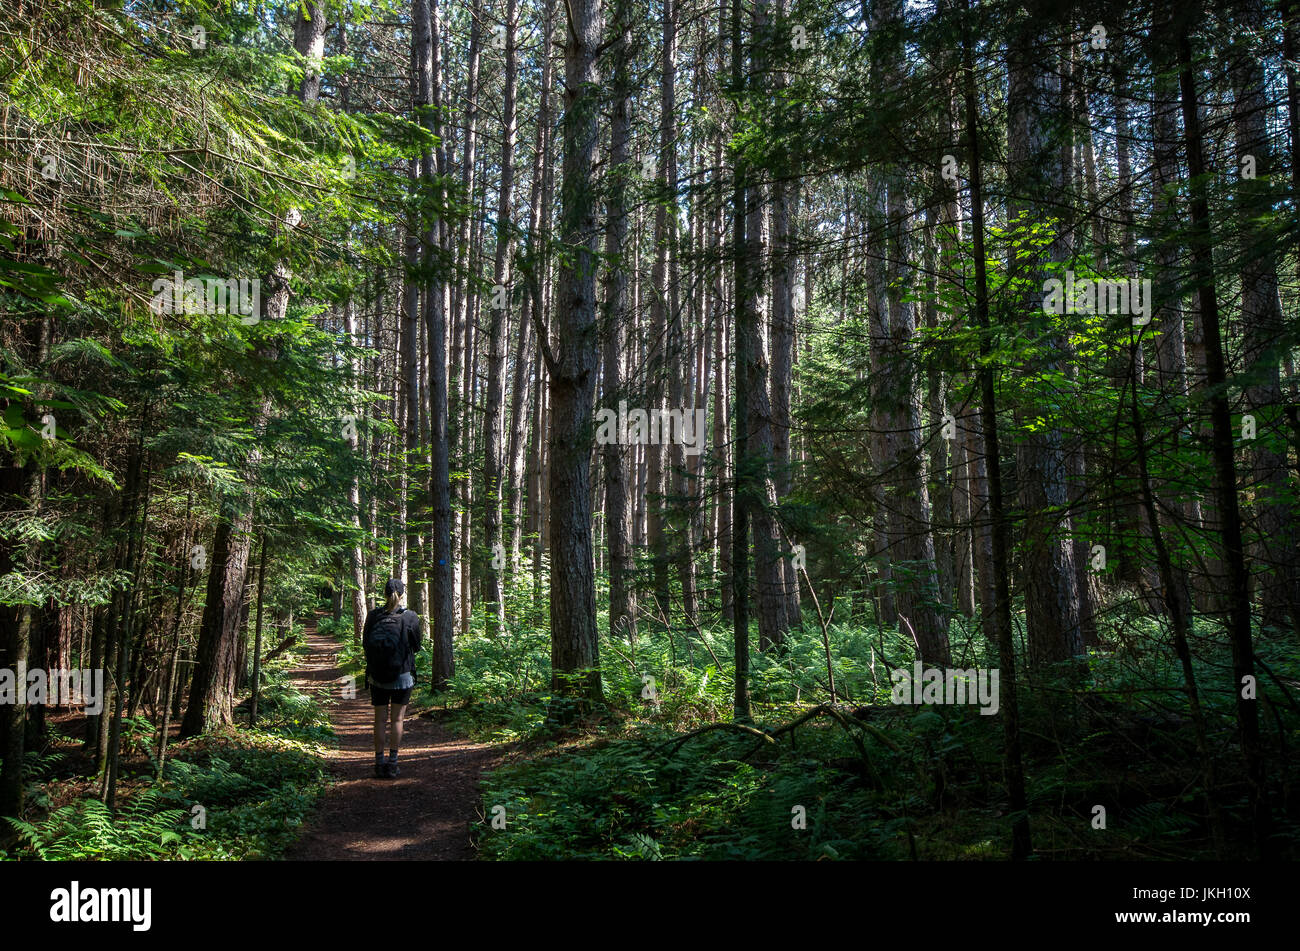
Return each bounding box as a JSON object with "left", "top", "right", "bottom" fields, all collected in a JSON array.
[
  {"left": 389, "top": 703, "right": 407, "bottom": 753},
  {"left": 374, "top": 706, "right": 387, "bottom": 757}
]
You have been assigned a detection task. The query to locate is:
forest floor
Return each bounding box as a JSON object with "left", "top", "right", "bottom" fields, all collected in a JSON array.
[{"left": 284, "top": 627, "right": 503, "bottom": 860}]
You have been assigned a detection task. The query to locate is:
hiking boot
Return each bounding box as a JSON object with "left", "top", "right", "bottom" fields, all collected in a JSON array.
[
  {"left": 374, "top": 761, "right": 386, "bottom": 779},
  {"left": 384, "top": 761, "right": 400, "bottom": 779}
]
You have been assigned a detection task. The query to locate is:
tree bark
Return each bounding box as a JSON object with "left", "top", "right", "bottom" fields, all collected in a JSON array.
[
  {"left": 545, "top": 0, "right": 604, "bottom": 710},
  {"left": 1006, "top": 17, "right": 1083, "bottom": 669},
  {"left": 743, "top": 0, "right": 787, "bottom": 652},
  {"left": 878, "top": 0, "right": 948, "bottom": 664},
  {"left": 730, "top": 0, "right": 751, "bottom": 720},
  {"left": 1176, "top": 15, "right": 1269, "bottom": 855},
  {"left": 770, "top": 24, "right": 799, "bottom": 627},
  {"left": 483, "top": 0, "right": 519, "bottom": 638},
  {"left": 413, "top": 0, "right": 455, "bottom": 689},
  {"left": 452, "top": 0, "right": 484, "bottom": 638},
  {"left": 601, "top": 0, "right": 637, "bottom": 643},
  {"left": 1229, "top": 0, "right": 1300, "bottom": 637},
  {"left": 962, "top": 4, "right": 1030, "bottom": 856}
]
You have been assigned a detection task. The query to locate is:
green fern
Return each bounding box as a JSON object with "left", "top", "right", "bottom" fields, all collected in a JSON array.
[{"left": 8, "top": 790, "right": 188, "bottom": 860}]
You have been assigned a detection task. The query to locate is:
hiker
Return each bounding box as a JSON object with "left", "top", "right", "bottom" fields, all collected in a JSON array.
[{"left": 362, "top": 578, "right": 422, "bottom": 779}]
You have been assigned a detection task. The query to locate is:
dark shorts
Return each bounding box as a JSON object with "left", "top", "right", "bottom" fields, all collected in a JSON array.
[{"left": 369, "top": 684, "right": 412, "bottom": 707}]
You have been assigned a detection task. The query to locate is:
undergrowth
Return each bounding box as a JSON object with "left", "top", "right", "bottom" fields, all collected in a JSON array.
[
  {"left": 2, "top": 646, "right": 331, "bottom": 861},
  {"left": 429, "top": 587, "right": 1300, "bottom": 861}
]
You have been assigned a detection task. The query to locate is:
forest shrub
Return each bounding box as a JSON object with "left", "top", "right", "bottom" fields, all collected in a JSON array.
[{"left": 3, "top": 670, "right": 329, "bottom": 861}]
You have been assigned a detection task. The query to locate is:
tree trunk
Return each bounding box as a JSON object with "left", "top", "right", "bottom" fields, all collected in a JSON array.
[
  {"left": 546, "top": 0, "right": 604, "bottom": 710},
  {"left": 742, "top": 0, "right": 786, "bottom": 653},
  {"left": 962, "top": 5, "right": 1030, "bottom": 856},
  {"left": 400, "top": 150, "right": 419, "bottom": 603},
  {"left": 1229, "top": 0, "right": 1300, "bottom": 637},
  {"left": 343, "top": 297, "right": 369, "bottom": 641},
  {"left": 249, "top": 531, "right": 268, "bottom": 724},
  {"left": 1148, "top": 33, "right": 1198, "bottom": 626},
  {"left": 1176, "top": 15, "right": 1269, "bottom": 856},
  {"left": 1006, "top": 22, "right": 1083, "bottom": 669},
  {"left": 414, "top": 0, "right": 455, "bottom": 689},
  {"left": 865, "top": 179, "right": 897, "bottom": 631},
  {"left": 452, "top": 0, "right": 483, "bottom": 638},
  {"left": 0, "top": 457, "right": 37, "bottom": 829},
  {"left": 180, "top": 505, "right": 254, "bottom": 737},
  {"left": 713, "top": 239, "right": 733, "bottom": 624},
  {"left": 877, "top": 0, "right": 948, "bottom": 664},
  {"left": 730, "top": 0, "right": 751, "bottom": 720},
  {"left": 770, "top": 46, "right": 799, "bottom": 628},
  {"left": 602, "top": 0, "right": 637, "bottom": 643},
  {"left": 483, "top": 0, "right": 519, "bottom": 638}
]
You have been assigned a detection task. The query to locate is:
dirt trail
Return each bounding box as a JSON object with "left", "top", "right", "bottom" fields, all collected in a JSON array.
[{"left": 284, "top": 627, "right": 502, "bottom": 860}]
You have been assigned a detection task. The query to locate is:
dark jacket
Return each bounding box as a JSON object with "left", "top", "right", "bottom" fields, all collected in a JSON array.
[{"left": 362, "top": 605, "right": 422, "bottom": 679}]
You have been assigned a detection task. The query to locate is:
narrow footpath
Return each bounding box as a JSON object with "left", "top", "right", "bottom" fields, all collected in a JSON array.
[{"left": 285, "top": 627, "right": 502, "bottom": 860}]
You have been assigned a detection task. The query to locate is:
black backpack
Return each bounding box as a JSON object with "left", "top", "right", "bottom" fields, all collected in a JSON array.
[{"left": 364, "top": 608, "right": 408, "bottom": 684}]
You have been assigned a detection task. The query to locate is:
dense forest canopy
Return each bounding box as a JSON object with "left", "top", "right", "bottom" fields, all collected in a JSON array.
[{"left": 0, "top": 0, "right": 1298, "bottom": 863}]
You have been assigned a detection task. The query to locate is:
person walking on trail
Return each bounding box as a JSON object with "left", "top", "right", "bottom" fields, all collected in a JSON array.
[{"left": 363, "top": 579, "right": 422, "bottom": 779}]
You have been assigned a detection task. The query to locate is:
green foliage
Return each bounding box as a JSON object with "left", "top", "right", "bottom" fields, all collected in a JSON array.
[
  {"left": 155, "top": 730, "right": 327, "bottom": 860},
  {"left": 252, "top": 678, "right": 335, "bottom": 741},
  {"left": 452, "top": 596, "right": 1300, "bottom": 861},
  {"left": 4, "top": 668, "right": 329, "bottom": 861},
  {"left": 7, "top": 791, "right": 189, "bottom": 861},
  {"left": 478, "top": 709, "right": 929, "bottom": 860},
  {"left": 6, "top": 726, "right": 327, "bottom": 861}
]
